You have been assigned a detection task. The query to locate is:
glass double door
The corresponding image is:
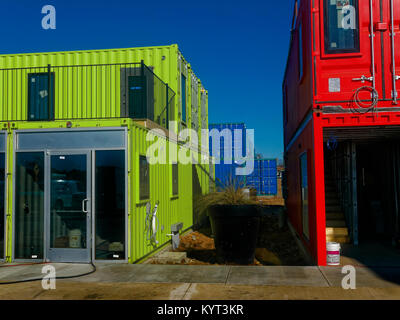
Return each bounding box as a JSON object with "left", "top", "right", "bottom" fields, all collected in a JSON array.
[{"left": 46, "top": 151, "right": 91, "bottom": 263}]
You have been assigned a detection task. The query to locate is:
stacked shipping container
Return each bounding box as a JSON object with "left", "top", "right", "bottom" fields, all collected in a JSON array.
[
  {"left": 208, "top": 123, "right": 246, "bottom": 188},
  {"left": 246, "top": 159, "right": 278, "bottom": 195}
]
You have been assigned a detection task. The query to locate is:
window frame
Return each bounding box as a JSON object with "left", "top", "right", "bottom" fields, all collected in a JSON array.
[
  {"left": 171, "top": 162, "right": 179, "bottom": 197},
  {"left": 138, "top": 154, "right": 150, "bottom": 201},
  {"left": 181, "top": 73, "right": 187, "bottom": 124},
  {"left": 0, "top": 152, "right": 5, "bottom": 261},
  {"left": 299, "top": 151, "right": 310, "bottom": 241},
  {"left": 323, "top": 0, "right": 360, "bottom": 55},
  {"left": 298, "top": 22, "right": 304, "bottom": 81},
  {"left": 283, "top": 85, "right": 288, "bottom": 125}
]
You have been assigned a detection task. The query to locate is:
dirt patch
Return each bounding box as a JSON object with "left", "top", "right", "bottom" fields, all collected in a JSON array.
[
  {"left": 256, "top": 215, "right": 308, "bottom": 266},
  {"left": 150, "top": 210, "right": 309, "bottom": 266},
  {"left": 173, "top": 231, "right": 261, "bottom": 266}
]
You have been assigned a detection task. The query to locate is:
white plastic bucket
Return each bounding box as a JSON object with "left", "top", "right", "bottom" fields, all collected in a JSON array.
[
  {"left": 69, "top": 229, "right": 82, "bottom": 248},
  {"left": 327, "top": 242, "right": 341, "bottom": 266}
]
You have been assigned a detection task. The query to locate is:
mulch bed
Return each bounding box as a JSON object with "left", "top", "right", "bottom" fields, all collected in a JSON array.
[{"left": 158, "top": 212, "right": 309, "bottom": 266}]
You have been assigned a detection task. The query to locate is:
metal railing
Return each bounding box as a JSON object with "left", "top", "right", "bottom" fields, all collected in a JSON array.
[{"left": 0, "top": 61, "right": 175, "bottom": 128}]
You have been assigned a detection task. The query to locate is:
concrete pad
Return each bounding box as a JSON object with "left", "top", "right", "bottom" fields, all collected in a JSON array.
[
  {"left": 183, "top": 283, "right": 400, "bottom": 300},
  {"left": 0, "top": 263, "right": 93, "bottom": 282},
  {"left": 320, "top": 266, "right": 400, "bottom": 288},
  {"left": 0, "top": 281, "right": 194, "bottom": 300},
  {"left": 154, "top": 252, "right": 187, "bottom": 264},
  {"left": 227, "top": 266, "right": 329, "bottom": 287},
  {"left": 128, "top": 265, "right": 230, "bottom": 284},
  {"left": 70, "top": 264, "right": 148, "bottom": 282}
]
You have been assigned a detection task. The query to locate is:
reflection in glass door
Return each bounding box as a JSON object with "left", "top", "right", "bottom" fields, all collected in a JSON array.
[{"left": 47, "top": 152, "right": 91, "bottom": 262}]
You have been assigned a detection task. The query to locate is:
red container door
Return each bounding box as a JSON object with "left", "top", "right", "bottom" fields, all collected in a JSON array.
[
  {"left": 317, "top": 0, "right": 386, "bottom": 105},
  {"left": 381, "top": 0, "right": 400, "bottom": 104}
]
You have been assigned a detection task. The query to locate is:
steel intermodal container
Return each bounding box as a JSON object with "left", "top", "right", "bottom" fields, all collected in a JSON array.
[
  {"left": 209, "top": 123, "right": 247, "bottom": 188},
  {"left": 246, "top": 159, "right": 278, "bottom": 195}
]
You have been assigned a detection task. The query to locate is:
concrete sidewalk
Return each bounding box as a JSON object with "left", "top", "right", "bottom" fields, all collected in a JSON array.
[{"left": 0, "top": 263, "right": 400, "bottom": 299}]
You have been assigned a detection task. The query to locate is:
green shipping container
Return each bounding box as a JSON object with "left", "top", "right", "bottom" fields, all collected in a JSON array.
[{"left": 0, "top": 44, "right": 212, "bottom": 263}]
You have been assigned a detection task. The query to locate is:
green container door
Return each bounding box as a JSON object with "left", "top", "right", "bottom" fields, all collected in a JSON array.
[{"left": 28, "top": 73, "right": 55, "bottom": 121}]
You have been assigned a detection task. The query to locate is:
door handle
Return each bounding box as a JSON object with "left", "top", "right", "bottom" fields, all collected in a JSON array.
[
  {"left": 352, "top": 75, "right": 374, "bottom": 83},
  {"left": 82, "top": 198, "right": 89, "bottom": 213}
]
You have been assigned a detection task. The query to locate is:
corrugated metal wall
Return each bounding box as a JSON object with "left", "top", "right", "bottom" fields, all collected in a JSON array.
[
  {"left": 3, "top": 119, "right": 212, "bottom": 262},
  {"left": 208, "top": 123, "right": 247, "bottom": 188},
  {"left": 0, "top": 45, "right": 207, "bottom": 126},
  {"left": 246, "top": 159, "right": 278, "bottom": 195},
  {"left": 128, "top": 121, "right": 210, "bottom": 262}
]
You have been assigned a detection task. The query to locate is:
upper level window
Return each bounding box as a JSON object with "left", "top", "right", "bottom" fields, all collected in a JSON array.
[
  {"left": 181, "top": 74, "right": 186, "bottom": 123},
  {"left": 298, "top": 23, "right": 304, "bottom": 79},
  {"left": 324, "top": 0, "right": 359, "bottom": 54},
  {"left": 283, "top": 85, "right": 288, "bottom": 125}
]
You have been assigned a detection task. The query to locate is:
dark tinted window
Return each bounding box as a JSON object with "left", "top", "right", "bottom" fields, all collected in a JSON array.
[
  {"left": 324, "top": 0, "right": 359, "bottom": 54},
  {"left": 300, "top": 152, "right": 309, "bottom": 239},
  {"left": 299, "top": 23, "right": 304, "bottom": 79},
  {"left": 172, "top": 163, "right": 178, "bottom": 196},
  {"left": 139, "top": 155, "right": 150, "bottom": 200},
  {"left": 181, "top": 74, "right": 186, "bottom": 123},
  {"left": 0, "top": 154, "right": 4, "bottom": 259},
  {"left": 15, "top": 152, "right": 45, "bottom": 259},
  {"left": 95, "top": 150, "right": 125, "bottom": 260}
]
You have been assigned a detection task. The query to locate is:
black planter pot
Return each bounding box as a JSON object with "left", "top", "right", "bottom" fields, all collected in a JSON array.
[{"left": 208, "top": 204, "right": 261, "bottom": 265}]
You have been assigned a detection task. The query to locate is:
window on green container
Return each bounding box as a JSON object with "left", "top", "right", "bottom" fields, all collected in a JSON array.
[
  {"left": 28, "top": 73, "right": 55, "bottom": 121},
  {"left": 95, "top": 150, "right": 126, "bottom": 260},
  {"left": 172, "top": 163, "right": 179, "bottom": 196},
  {"left": 14, "top": 152, "right": 45, "bottom": 259},
  {"left": 324, "top": 0, "right": 360, "bottom": 54},
  {"left": 139, "top": 155, "right": 150, "bottom": 200},
  {"left": 0, "top": 153, "right": 5, "bottom": 260},
  {"left": 181, "top": 74, "right": 186, "bottom": 123}
]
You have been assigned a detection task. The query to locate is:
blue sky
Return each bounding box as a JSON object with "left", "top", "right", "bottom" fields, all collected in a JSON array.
[{"left": 0, "top": 0, "right": 294, "bottom": 160}]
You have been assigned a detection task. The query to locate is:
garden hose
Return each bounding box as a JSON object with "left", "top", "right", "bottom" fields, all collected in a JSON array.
[
  {"left": 352, "top": 86, "right": 378, "bottom": 114},
  {"left": 0, "top": 261, "right": 96, "bottom": 285}
]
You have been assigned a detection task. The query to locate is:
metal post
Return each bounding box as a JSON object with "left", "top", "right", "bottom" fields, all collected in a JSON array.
[
  {"left": 47, "top": 64, "right": 52, "bottom": 120},
  {"left": 166, "top": 84, "right": 169, "bottom": 129},
  {"left": 351, "top": 142, "right": 358, "bottom": 246},
  {"left": 370, "top": 0, "right": 376, "bottom": 95},
  {"left": 390, "top": 0, "right": 398, "bottom": 104},
  {"left": 393, "top": 144, "right": 400, "bottom": 242}
]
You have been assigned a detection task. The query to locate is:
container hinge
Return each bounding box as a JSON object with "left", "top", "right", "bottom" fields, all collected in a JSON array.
[{"left": 352, "top": 75, "right": 374, "bottom": 83}]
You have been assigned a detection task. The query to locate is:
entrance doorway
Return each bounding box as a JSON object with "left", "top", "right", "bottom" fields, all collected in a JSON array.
[
  {"left": 356, "top": 142, "right": 400, "bottom": 245},
  {"left": 47, "top": 152, "right": 91, "bottom": 263},
  {"left": 13, "top": 129, "right": 127, "bottom": 263}
]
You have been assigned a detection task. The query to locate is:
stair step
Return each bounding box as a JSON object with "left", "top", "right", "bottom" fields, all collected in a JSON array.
[
  {"left": 326, "top": 227, "right": 349, "bottom": 236},
  {"left": 325, "top": 198, "right": 340, "bottom": 205},
  {"left": 326, "top": 205, "right": 342, "bottom": 213},
  {"left": 326, "top": 220, "right": 347, "bottom": 227},
  {"left": 326, "top": 235, "right": 350, "bottom": 244},
  {"left": 326, "top": 213, "right": 345, "bottom": 220},
  {"left": 325, "top": 185, "right": 336, "bottom": 190}
]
